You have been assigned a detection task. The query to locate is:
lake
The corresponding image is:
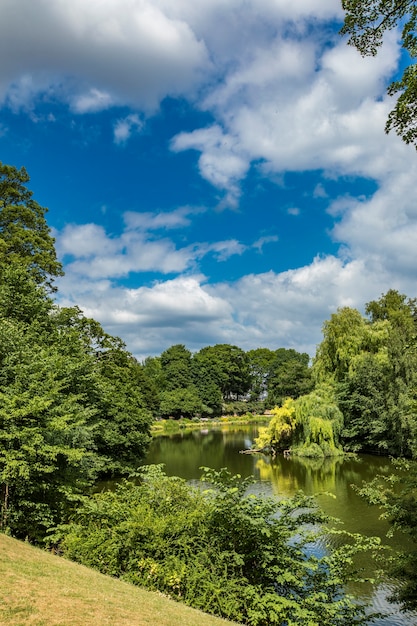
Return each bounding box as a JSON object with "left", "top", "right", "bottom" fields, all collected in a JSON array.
[{"left": 144, "top": 423, "right": 417, "bottom": 626}]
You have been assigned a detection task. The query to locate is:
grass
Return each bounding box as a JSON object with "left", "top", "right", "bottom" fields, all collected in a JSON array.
[
  {"left": 151, "top": 413, "right": 270, "bottom": 435},
  {"left": 0, "top": 533, "right": 236, "bottom": 626}
]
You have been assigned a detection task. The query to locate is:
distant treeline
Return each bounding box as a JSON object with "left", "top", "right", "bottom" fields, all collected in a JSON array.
[{"left": 142, "top": 342, "right": 312, "bottom": 419}]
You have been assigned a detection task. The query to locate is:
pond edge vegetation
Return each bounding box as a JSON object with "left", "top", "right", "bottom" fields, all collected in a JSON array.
[{"left": 1, "top": 159, "right": 417, "bottom": 624}]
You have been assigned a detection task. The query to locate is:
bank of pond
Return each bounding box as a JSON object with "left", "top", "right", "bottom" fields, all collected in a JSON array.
[{"left": 87, "top": 422, "right": 417, "bottom": 626}]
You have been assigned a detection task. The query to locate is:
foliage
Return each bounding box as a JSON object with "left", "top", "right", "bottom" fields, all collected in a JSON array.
[
  {"left": 0, "top": 162, "right": 63, "bottom": 290},
  {"left": 314, "top": 291, "right": 417, "bottom": 457},
  {"left": 255, "top": 399, "right": 298, "bottom": 451},
  {"left": 159, "top": 387, "right": 204, "bottom": 419},
  {"left": 0, "top": 163, "right": 153, "bottom": 540},
  {"left": 246, "top": 347, "right": 277, "bottom": 401},
  {"left": 194, "top": 344, "right": 251, "bottom": 401},
  {"left": 160, "top": 344, "right": 194, "bottom": 391},
  {"left": 341, "top": 0, "right": 417, "bottom": 147},
  {"left": 357, "top": 458, "right": 417, "bottom": 613},
  {"left": 256, "top": 387, "right": 344, "bottom": 457},
  {"left": 313, "top": 307, "right": 371, "bottom": 384},
  {"left": 57, "top": 465, "right": 379, "bottom": 626},
  {"left": 266, "top": 348, "right": 313, "bottom": 407},
  {"left": 0, "top": 313, "right": 99, "bottom": 540}
]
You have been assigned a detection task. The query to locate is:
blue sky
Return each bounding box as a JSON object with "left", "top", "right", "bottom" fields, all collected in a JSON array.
[{"left": 1, "top": 0, "right": 416, "bottom": 360}]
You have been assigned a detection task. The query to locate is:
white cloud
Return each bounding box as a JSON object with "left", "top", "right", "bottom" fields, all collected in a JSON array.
[
  {"left": 123, "top": 206, "right": 202, "bottom": 230},
  {"left": 55, "top": 211, "right": 248, "bottom": 280},
  {"left": 56, "top": 252, "right": 394, "bottom": 359},
  {"left": 330, "top": 162, "right": 417, "bottom": 279},
  {"left": 171, "top": 125, "right": 249, "bottom": 207},
  {"left": 253, "top": 235, "right": 279, "bottom": 251},
  {"left": 72, "top": 88, "right": 114, "bottom": 114},
  {"left": 113, "top": 113, "right": 144, "bottom": 144},
  {"left": 0, "top": 0, "right": 210, "bottom": 111},
  {"left": 4, "top": 0, "right": 417, "bottom": 360}
]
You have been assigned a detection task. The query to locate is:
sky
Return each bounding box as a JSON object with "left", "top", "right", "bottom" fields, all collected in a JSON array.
[{"left": 1, "top": 0, "right": 416, "bottom": 361}]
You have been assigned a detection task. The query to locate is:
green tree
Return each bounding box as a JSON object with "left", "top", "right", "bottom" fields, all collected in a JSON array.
[
  {"left": 159, "top": 387, "right": 203, "bottom": 419},
  {"left": 313, "top": 307, "right": 370, "bottom": 384},
  {"left": 338, "top": 352, "right": 391, "bottom": 452},
  {"left": 0, "top": 315, "right": 99, "bottom": 541},
  {"left": 191, "top": 349, "right": 224, "bottom": 416},
  {"left": 314, "top": 291, "right": 417, "bottom": 456},
  {"left": 196, "top": 344, "right": 251, "bottom": 401},
  {"left": 0, "top": 165, "right": 154, "bottom": 537},
  {"left": 0, "top": 162, "right": 63, "bottom": 289},
  {"left": 160, "top": 344, "right": 193, "bottom": 391},
  {"left": 267, "top": 348, "right": 312, "bottom": 406},
  {"left": 52, "top": 307, "right": 154, "bottom": 475},
  {"left": 256, "top": 386, "right": 344, "bottom": 458},
  {"left": 246, "top": 347, "right": 276, "bottom": 401},
  {"left": 341, "top": 0, "right": 417, "bottom": 147}
]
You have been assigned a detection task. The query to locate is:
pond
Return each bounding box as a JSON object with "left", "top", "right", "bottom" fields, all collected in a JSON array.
[{"left": 144, "top": 423, "right": 417, "bottom": 626}]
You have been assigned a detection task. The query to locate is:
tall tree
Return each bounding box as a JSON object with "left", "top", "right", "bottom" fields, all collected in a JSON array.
[
  {"left": 160, "top": 344, "right": 193, "bottom": 391},
  {"left": 267, "top": 348, "right": 312, "bottom": 406},
  {"left": 341, "top": 0, "right": 417, "bottom": 147},
  {"left": 0, "top": 162, "right": 63, "bottom": 289},
  {"left": 246, "top": 347, "right": 276, "bottom": 401},
  {"left": 313, "top": 307, "right": 371, "bottom": 383},
  {"left": 195, "top": 344, "right": 251, "bottom": 401}
]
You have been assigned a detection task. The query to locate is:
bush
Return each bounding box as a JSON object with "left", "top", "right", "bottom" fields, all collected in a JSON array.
[{"left": 55, "top": 466, "right": 380, "bottom": 625}]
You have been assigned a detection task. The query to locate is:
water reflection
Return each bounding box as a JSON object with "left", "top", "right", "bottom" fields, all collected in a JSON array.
[{"left": 145, "top": 425, "right": 417, "bottom": 626}]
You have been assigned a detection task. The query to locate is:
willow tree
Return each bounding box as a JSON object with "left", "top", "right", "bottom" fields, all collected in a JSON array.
[{"left": 255, "top": 386, "right": 344, "bottom": 458}]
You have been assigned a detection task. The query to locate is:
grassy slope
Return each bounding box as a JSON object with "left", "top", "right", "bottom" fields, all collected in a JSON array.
[{"left": 0, "top": 534, "right": 236, "bottom": 626}]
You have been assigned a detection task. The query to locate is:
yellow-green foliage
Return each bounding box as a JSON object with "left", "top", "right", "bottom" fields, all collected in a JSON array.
[
  {"left": 255, "top": 399, "right": 296, "bottom": 450},
  {"left": 257, "top": 386, "right": 344, "bottom": 457}
]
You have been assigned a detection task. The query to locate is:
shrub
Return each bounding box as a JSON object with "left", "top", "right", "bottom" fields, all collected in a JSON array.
[{"left": 55, "top": 466, "right": 380, "bottom": 625}]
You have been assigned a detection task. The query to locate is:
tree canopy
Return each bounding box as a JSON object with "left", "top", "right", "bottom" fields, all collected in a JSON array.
[
  {"left": 341, "top": 0, "right": 417, "bottom": 147},
  {"left": 0, "top": 162, "right": 63, "bottom": 289},
  {"left": 0, "top": 163, "right": 154, "bottom": 539}
]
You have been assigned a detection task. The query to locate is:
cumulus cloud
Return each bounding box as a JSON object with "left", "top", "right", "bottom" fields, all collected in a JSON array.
[
  {"left": 55, "top": 209, "right": 249, "bottom": 280},
  {"left": 0, "top": 0, "right": 210, "bottom": 111},
  {"left": 171, "top": 125, "right": 250, "bottom": 207},
  {"left": 4, "top": 0, "right": 417, "bottom": 359},
  {"left": 56, "top": 252, "right": 395, "bottom": 359}
]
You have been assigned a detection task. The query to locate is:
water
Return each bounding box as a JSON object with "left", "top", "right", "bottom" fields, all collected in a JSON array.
[{"left": 145, "top": 423, "right": 417, "bottom": 626}]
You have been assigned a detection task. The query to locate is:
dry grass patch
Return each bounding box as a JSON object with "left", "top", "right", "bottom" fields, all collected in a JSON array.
[{"left": 0, "top": 534, "right": 236, "bottom": 626}]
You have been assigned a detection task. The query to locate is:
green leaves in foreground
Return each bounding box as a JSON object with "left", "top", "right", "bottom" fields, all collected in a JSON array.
[
  {"left": 57, "top": 466, "right": 382, "bottom": 626},
  {"left": 357, "top": 458, "right": 417, "bottom": 613}
]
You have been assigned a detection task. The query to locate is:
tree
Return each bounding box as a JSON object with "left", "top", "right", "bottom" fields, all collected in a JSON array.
[
  {"left": 246, "top": 347, "right": 277, "bottom": 401},
  {"left": 256, "top": 386, "right": 344, "bottom": 458},
  {"left": 160, "top": 344, "right": 193, "bottom": 391},
  {"left": 267, "top": 348, "right": 312, "bottom": 406},
  {"left": 314, "top": 292, "right": 417, "bottom": 456},
  {"left": 159, "top": 387, "right": 203, "bottom": 419},
  {"left": 195, "top": 344, "right": 251, "bottom": 401},
  {"left": 0, "top": 165, "right": 154, "bottom": 537},
  {"left": 341, "top": 0, "right": 417, "bottom": 147},
  {"left": 338, "top": 352, "right": 391, "bottom": 452},
  {"left": 0, "top": 315, "right": 99, "bottom": 541},
  {"left": 0, "top": 162, "right": 63, "bottom": 289},
  {"left": 52, "top": 307, "right": 154, "bottom": 475}
]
